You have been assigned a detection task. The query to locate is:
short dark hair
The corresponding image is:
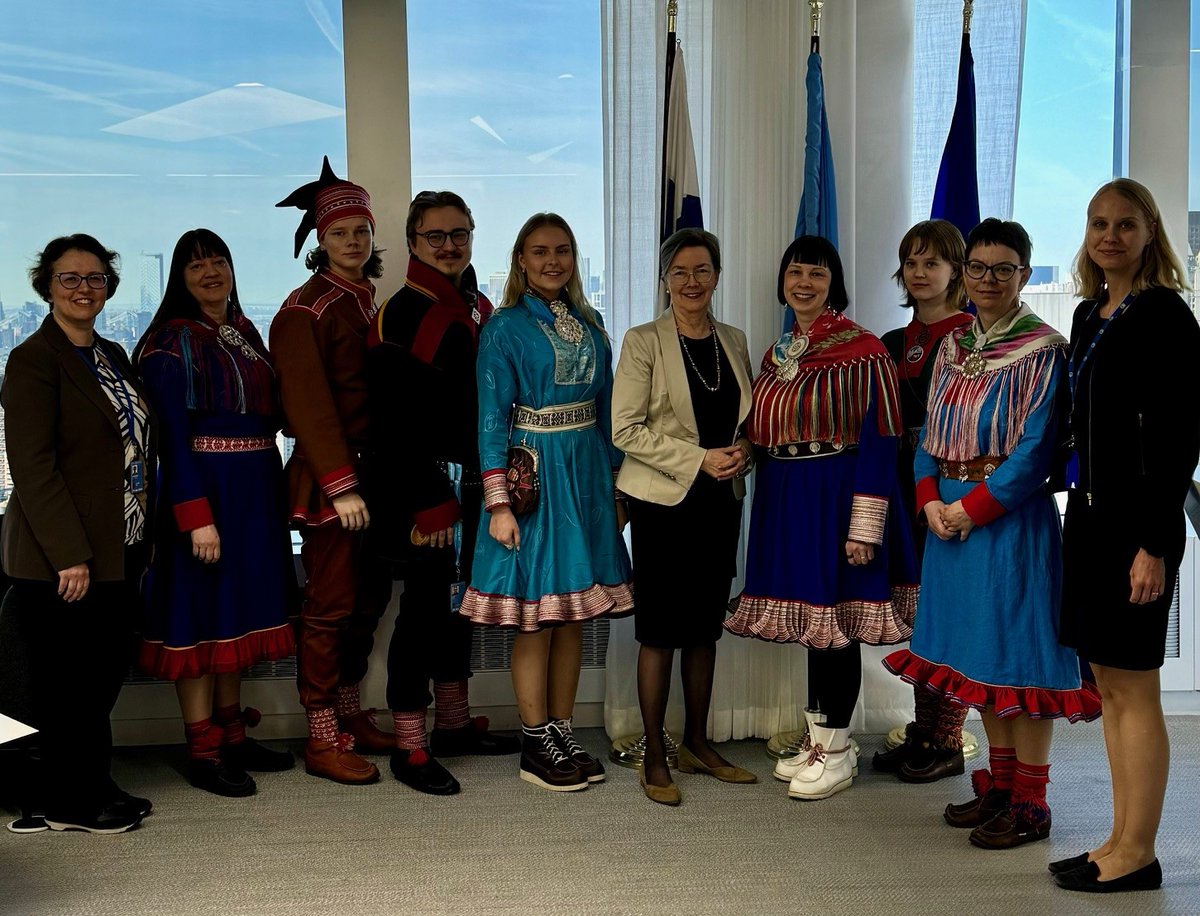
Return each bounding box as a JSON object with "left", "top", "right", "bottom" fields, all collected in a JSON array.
[
  {"left": 964, "top": 218, "right": 1032, "bottom": 266},
  {"left": 304, "top": 244, "right": 385, "bottom": 279},
  {"left": 30, "top": 234, "right": 121, "bottom": 306},
  {"left": 776, "top": 235, "right": 849, "bottom": 312},
  {"left": 659, "top": 228, "right": 722, "bottom": 279},
  {"left": 406, "top": 190, "right": 475, "bottom": 253},
  {"left": 892, "top": 219, "right": 966, "bottom": 310}
]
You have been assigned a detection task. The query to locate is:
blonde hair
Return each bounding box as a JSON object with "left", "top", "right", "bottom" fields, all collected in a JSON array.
[
  {"left": 1072, "top": 178, "right": 1189, "bottom": 299},
  {"left": 500, "top": 213, "right": 605, "bottom": 335},
  {"left": 892, "top": 219, "right": 967, "bottom": 310}
]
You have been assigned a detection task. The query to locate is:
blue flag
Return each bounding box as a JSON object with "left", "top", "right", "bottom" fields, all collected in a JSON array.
[
  {"left": 661, "top": 40, "right": 703, "bottom": 241},
  {"left": 930, "top": 31, "right": 980, "bottom": 238}
]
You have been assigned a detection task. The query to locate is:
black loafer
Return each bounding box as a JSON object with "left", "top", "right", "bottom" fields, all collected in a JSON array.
[
  {"left": 1055, "top": 859, "right": 1162, "bottom": 893},
  {"left": 431, "top": 718, "right": 521, "bottom": 757},
  {"left": 872, "top": 735, "right": 919, "bottom": 773},
  {"left": 390, "top": 748, "right": 461, "bottom": 795},
  {"left": 223, "top": 737, "right": 296, "bottom": 772},
  {"left": 899, "top": 747, "right": 965, "bottom": 783},
  {"left": 1048, "top": 852, "right": 1091, "bottom": 875},
  {"left": 187, "top": 758, "right": 256, "bottom": 798}
]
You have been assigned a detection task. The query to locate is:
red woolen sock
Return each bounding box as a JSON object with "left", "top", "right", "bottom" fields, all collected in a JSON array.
[
  {"left": 213, "top": 703, "right": 245, "bottom": 745},
  {"left": 184, "top": 719, "right": 222, "bottom": 760},
  {"left": 1012, "top": 760, "right": 1051, "bottom": 805},
  {"left": 393, "top": 710, "right": 428, "bottom": 751},
  {"left": 336, "top": 685, "right": 362, "bottom": 719},
  {"left": 433, "top": 680, "right": 471, "bottom": 730},
  {"left": 988, "top": 745, "right": 1017, "bottom": 790},
  {"left": 307, "top": 707, "right": 339, "bottom": 743}
]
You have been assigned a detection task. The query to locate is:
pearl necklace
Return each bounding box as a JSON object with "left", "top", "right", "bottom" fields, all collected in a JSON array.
[{"left": 678, "top": 323, "right": 721, "bottom": 392}]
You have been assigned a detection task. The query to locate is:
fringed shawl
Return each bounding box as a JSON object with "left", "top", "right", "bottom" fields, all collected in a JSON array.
[
  {"left": 748, "top": 311, "right": 901, "bottom": 447},
  {"left": 140, "top": 316, "right": 277, "bottom": 416},
  {"left": 922, "top": 304, "right": 1065, "bottom": 461}
]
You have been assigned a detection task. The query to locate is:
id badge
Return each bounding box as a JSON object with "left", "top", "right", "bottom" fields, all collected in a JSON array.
[
  {"left": 130, "top": 458, "right": 146, "bottom": 494},
  {"left": 449, "top": 580, "right": 465, "bottom": 614},
  {"left": 1064, "top": 450, "right": 1080, "bottom": 490}
]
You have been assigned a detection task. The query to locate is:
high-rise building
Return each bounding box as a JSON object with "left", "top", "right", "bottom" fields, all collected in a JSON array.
[
  {"left": 489, "top": 271, "right": 508, "bottom": 303},
  {"left": 140, "top": 252, "right": 164, "bottom": 311}
]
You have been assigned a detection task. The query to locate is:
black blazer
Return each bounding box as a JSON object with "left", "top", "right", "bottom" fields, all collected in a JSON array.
[
  {"left": 1067, "top": 287, "right": 1200, "bottom": 559},
  {"left": 1, "top": 315, "right": 156, "bottom": 582}
]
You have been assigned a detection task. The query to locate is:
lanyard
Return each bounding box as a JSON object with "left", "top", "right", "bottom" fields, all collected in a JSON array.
[
  {"left": 1068, "top": 291, "right": 1134, "bottom": 408},
  {"left": 77, "top": 345, "right": 140, "bottom": 446}
]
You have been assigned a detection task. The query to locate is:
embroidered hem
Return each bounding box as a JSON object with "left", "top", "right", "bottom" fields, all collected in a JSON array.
[
  {"left": 724, "top": 586, "right": 918, "bottom": 648},
  {"left": 138, "top": 623, "right": 296, "bottom": 681},
  {"left": 882, "top": 649, "right": 1103, "bottom": 723},
  {"left": 461, "top": 582, "right": 634, "bottom": 632}
]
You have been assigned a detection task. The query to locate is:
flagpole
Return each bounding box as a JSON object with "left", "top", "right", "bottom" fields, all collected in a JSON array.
[
  {"left": 963, "top": 0, "right": 973, "bottom": 33},
  {"left": 809, "top": 0, "right": 823, "bottom": 54}
]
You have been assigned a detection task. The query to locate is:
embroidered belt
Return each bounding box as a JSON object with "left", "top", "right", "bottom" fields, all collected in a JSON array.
[
  {"left": 938, "top": 455, "right": 1007, "bottom": 482},
  {"left": 191, "top": 435, "right": 275, "bottom": 453},
  {"left": 766, "top": 440, "right": 857, "bottom": 460},
  {"left": 512, "top": 399, "right": 596, "bottom": 432}
]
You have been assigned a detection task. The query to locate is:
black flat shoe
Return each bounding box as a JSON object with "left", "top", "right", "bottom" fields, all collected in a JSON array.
[
  {"left": 871, "top": 736, "right": 917, "bottom": 773},
  {"left": 431, "top": 717, "right": 521, "bottom": 757},
  {"left": 187, "top": 758, "right": 256, "bottom": 798},
  {"left": 1048, "top": 852, "right": 1090, "bottom": 875},
  {"left": 390, "top": 748, "right": 461, "bottom": 795},
  {"left": 1055, "top": 859, "right": 1162, "bottom": 893},
  {"left": 223, "top": 737, "right": 296, "bottom": 772},
  {"left": 898, "top": 747, "right": 964, "bottom": 783}
]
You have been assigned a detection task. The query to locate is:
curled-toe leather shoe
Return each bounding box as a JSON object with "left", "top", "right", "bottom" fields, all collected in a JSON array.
[
  {"left": 305, "top": 736, "right": 380, "bottom": 785},
  {"left": 898, "top": 746, "right": 965, "bottom": 784},
  {"left": 969, "top": 805, "right": 1051, "bottom": 850},
  {"left": 944, "top": 770, "right": 1009, "bottom": 828},
  {"left": 338, "top": 710, "right": 396, "bottom": 754},
  {"left": 1054, "top": 859, "right": 1162, "bottom": 893}
]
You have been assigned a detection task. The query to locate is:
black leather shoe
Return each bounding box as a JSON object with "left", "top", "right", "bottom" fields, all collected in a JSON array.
[
  {"left": 1055, "top": 859, "right": 1162, "bottom": 893},
  {"left": 187, "top": 758, "right": 256, "bottom": 798},
  {"left": 548, "top": 721, "right": 605, "bottom": 783},
  {"left": 969, "top": 807, "right": 1051, "bottom": 849},
  {"left": 519, "top": 730, "right": 587, "bottom": 792},
  {"left": 389, "top": 748, "right": 460, "bottom": 795},
  {"left": 872, "top": 729, "right": 924, "bottom": 773},
  {"left": 223, "top": 737, "right": 295, "bottom": 772},
  {"left": 45, "top": 803, "right": 142, "bottom": 834},
  {"left": 1048, "top": 852, "right": 1091, "bottom": 875},
  {"left": 431, "top": 717, "right": 521, "bottom": 757},
  {"left": 945, "top": 787, "right": 1010, "bottom": 827},
  {"left": 899, "top": 746, "right": 965, "bottom": 783}
]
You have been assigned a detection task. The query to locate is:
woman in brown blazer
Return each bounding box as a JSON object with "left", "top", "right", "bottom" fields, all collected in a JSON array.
[
  {"left": 612, "top": 228, "right": 756, "bottom": 805},
  {"left": 1, "top": 234, "right": 154, "bottom": 834}
]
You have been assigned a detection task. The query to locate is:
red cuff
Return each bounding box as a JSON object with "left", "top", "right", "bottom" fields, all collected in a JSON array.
[
  {"left": 414, "top": 498, "right": 461, "bottom": 534},
  {"left": 961, "top": 482, "right": 1006, "bottom": 526},
  {"left": 319, "top": 465, "right": 359, "bottom": 498},
  {"left": 915, "top": 476, "right": 941, "bottom": 515},
  {"left": 174, "top": 497, "right": 215, "bottom": 532}
]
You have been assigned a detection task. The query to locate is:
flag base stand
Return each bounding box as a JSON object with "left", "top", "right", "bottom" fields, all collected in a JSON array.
[{"left": 609, "top": 729, "right": 680, "bottom": 770}]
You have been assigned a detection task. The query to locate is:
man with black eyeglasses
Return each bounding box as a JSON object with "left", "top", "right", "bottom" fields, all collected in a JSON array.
[{"left": 367, "top": 191, "right": 520, "bottom": 796}]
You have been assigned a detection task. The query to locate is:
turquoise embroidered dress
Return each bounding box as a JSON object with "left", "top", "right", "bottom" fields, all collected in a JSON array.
[{"left": 461, "top": 293, "right": 632, "bottom": 631}]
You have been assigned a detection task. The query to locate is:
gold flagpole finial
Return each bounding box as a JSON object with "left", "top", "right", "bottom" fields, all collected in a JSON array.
[
  {"left": 963, "top": 0, "right": 974, "bottom": 35},
  {"left": 809, "top": 0, "right": 824, "bottom": 38},
  {"left": 667, "top": 0, "right": 678, "bottom": 33}
]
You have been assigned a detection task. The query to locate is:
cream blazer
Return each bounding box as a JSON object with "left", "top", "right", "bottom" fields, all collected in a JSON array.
[{"left": 613, "top": 307, "right": 753, "bottom": 506}]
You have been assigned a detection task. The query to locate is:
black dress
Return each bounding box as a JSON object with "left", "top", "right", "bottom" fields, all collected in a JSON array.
[
  {"left": 628, "top": 332, "right": 743, "bottom": 648},
  {"left": 1059, "top": 287, "right": 1200, "bottom": 670}
]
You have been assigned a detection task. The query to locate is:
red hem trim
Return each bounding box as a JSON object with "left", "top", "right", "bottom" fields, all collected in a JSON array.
[
  {"left": 173, "top": 498, "right": 215, "bottom": 532},
  {"left": 460, "top": 582, "right": 634, "bottom": 632},
  {"left": 881, "top": 649, "right": 1103, "bottom": 723},
  {"left": 915, "top": 476, "right": 941, "bottom": 514},
  {"left": 414, "top": 499, "right": 461, "bottom": 534},
  {"left": 961, "top": 482, "right": 1006, "bottom": 526},
  {"left": 723, "top": 586, "right": 918, "bottom": 647},
  {"left": 138, "top": 624, "right": 296, "bottom": 681},
  {"left": 319, "top": 466, "right": 358, "bottom": 498}
]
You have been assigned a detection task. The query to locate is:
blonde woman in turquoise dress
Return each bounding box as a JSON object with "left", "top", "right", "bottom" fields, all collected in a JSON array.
[{"left": 461, "top": 213, "right": 632, "bottom": 792}]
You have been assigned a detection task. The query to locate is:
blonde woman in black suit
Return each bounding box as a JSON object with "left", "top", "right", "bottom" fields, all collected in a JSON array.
[{"left": 612, "top": 228, "right": 757, "bottom": 805}]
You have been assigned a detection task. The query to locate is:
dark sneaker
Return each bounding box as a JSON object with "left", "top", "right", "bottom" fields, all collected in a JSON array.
[
  {"left": 223, "top": 737, "right": 295, "bottom": 773},
  {"left": 390, "top": 748, "right": 460, "bottom": 795},
  {"left": 45, "top": 803, "right": 142, "bottom": 834},
  {"left": 431, "top": 717, "right": 521, "bottom": 756},
  {"left": 7, "top": 813, "right": 48, "bottom": 834},
  {"left": 187, "top": 758, "right": 257, "bottom": 798},
  {"left": 105, "top": 779, "right": 153, "bottom": 819},
  {"left": 548, "top": 720, "right": 605, "bottom": 783},
  {"left": 519, "top": 730, "right": 587, "bottom": 792}
]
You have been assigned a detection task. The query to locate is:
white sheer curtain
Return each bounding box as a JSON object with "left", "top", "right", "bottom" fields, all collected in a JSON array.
[{"left": 602, "top": 0, "right": 1024, "bottom": 739}]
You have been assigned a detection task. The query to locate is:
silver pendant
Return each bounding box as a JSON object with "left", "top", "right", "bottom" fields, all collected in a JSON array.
[
  {"left": 776, "top": 358, "right": 799, "bottom": 381},
  {"left": 961, "top": 349, "right": 986, "bottom": 378},
  {"left": 218, "top": 322, "right": 259, "bottom": 361},
  {"left": 785, "top": 335, "right": 810, "bottom": 360},
  {"left": 549, "top": 300, "right": 584, "bottom": 344}
]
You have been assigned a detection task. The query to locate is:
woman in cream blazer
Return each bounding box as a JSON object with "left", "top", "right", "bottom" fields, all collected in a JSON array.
[{"left": 612, "top": 228, "right": 755, "bottom": 806}]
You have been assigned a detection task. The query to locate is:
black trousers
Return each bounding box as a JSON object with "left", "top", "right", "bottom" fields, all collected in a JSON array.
[
  {"left": 1, "top": 547, "right": 145, "bottom": 816},
  {"left": 385, "top": 493, "right": 480, "bottom": 713},
  {"left": 807, "top": 642, "right": 862, "bottom": 730}
]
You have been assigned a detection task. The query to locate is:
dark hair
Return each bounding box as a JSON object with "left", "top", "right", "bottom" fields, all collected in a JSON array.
[
  {"left": 304, "top": 244, "right": 385, "bottom": 279},
  {"left": 964, "top": 218, "right": 1032, "bottom": 266},
  {"left": 776, "top": 235, "right": 849, "bottom": 312},
  {"left": 30, "top": 233, "right": 121, "bottom": 306},
  {"left": 133, "top": 229, "right": 241, "bottom": 362},
  {"left": 892, "top": 219, "right": 966, "bottom": 309},
  {"left": 406, "top": 190, "right": 475, "bottom": 252},
  {"left": 659, "top": 228, "right": 722, "bottom": 279}
]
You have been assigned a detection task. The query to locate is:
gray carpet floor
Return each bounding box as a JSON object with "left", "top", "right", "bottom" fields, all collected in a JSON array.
[{"left": 1, "top": 718, "right": 1197, "bottom": 915}]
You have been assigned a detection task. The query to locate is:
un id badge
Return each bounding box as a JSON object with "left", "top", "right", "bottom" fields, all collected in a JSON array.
[
  {"left": 449, "top": 580, "right": 465, "bottom": 614},
  {"left": 130, "top": 458, "right": 146, "bottom": 494}
]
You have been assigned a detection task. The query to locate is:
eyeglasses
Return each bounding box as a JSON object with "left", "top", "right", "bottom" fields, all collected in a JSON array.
[
  {"left": 963, "top": 260, "right": 1024, "bottom": 282},
  {"left": 414, "top": 229, "right": 471, "bottom": 248},
  {"left": 666, "top": 266, "right": 715, "bottom": 286},
  {"left": 53, "top": 272, "right": 110, "bottom": 290}
]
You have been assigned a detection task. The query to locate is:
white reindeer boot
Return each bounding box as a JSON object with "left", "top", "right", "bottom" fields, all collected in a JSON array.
[{"left": 787, "top": 722, "right": 854, "bottom": 800}]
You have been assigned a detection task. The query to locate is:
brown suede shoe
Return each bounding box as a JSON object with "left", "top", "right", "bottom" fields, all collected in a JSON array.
[
  {"left": 305, "top": 737, "right": 381, "bottom": 785},
  {"left": 338, "top": 709, "right": 396, "bottom": 754},
  {"left": 944, "top": 787, "right": 1010, "bottom": 828},
  {"left": 968, "top": 806, "right": 1051, "bottom": 849}
]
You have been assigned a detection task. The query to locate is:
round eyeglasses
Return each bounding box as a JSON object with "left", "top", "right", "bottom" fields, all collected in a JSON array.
[
  {"left": 963, "top": 260, "right": 1023, "bottom": 282},
  {"left": 53, "top": 272, "right": 110, "bottom": 290},
  {"left": 414, "top": 229, "right": 471, "bottom": 249},
  {"left": 666, "top": 266, "right": 715, "bottom": 286}
]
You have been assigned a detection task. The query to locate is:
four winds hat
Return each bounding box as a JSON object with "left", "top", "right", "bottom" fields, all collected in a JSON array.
[{"left": 276, "top": 155, "right": 375, "bottom": 258}]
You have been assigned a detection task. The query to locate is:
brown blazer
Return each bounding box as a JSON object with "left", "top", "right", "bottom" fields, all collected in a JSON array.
[
  {"left": 613, "top": 307, "right": 753, "bottom": 505},
  {"left": 1, "top": 315, "right": 155, "bottom": 582}
]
